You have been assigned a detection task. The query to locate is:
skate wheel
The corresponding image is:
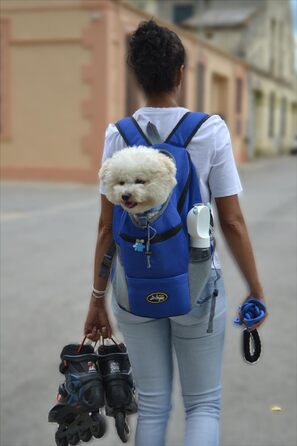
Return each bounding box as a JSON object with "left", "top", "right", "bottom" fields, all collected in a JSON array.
[
  {"left": 58, "top": 383, "right": 68, "bottom": 398},
  {"left": 91, "top": 412, "right": 106, "bottom": 439},
  {"left": 115, "top": 411, "right": 130, "bottom": 443},
  {"left": 55, "top": 430, "right": 68, "bottom": 446},
  {"left": 67, "top": 432, "right": 80, "bottom": 446},
  {"left": 79, "top": 428, "right": 92, "bottom": 442}
]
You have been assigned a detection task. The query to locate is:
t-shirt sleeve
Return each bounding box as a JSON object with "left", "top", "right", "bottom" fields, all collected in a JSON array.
[
  {"left": 208, "top": 117, "right": 243, "bottom": 198},
  {"left": 98, "top": 123, "right": 126, "bottom": 195}
]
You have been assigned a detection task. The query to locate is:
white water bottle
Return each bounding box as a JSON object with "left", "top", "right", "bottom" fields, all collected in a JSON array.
[{"left": 187, "top": 204, "right": 211, "bottom": 261}]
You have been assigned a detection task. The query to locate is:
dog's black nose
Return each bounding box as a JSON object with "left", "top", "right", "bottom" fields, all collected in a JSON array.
[{"left": 121, "top": 193, "right": 131, "bottom": 202}]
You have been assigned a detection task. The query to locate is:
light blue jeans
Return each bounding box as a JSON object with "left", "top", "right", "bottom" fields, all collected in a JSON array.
[{"left": 111, "top": 269, "right": 227, "bottom": 446}]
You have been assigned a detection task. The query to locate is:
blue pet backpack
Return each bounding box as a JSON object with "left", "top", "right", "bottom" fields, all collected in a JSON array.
[{"left": 111, "top": 112, "right": 213, "bottom": 318}]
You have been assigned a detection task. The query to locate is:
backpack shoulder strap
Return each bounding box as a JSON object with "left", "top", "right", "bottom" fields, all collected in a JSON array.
[
  {"left": 115, "top": 117, "right": 151, "bottom": 147},
  {"left": 165, "top": 112, "right": 210, "bottom": 148}
]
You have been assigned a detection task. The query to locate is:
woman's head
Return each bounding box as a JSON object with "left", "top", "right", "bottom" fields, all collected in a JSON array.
[{"left": 127, "top": 19, "right": 185, "bottom": 96}]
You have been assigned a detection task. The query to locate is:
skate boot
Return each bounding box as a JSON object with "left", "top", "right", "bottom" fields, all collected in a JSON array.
[
  {"left": 48, "top": 343, "right": 106, "bottom": 446},
  {"left": 97, "top": 342, "right": 138, "bottom": 443}
]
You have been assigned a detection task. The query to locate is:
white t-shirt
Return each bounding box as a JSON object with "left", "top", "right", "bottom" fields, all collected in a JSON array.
[{"left": 99, "top": 106, "right": 243, "bottom": 269}]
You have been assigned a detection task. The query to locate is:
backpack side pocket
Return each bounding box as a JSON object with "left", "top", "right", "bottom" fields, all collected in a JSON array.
[{"left": 188, "top": 248, "right": 212, "bottom": 305}]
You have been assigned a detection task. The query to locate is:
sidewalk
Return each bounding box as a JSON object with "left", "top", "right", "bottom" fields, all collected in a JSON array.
[{"left": 1, "top": 155, "right": 296, "bottom": 446}]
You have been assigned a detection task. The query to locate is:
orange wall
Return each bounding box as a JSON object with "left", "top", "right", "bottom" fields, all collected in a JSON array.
[{"left": 1, "top": 0, "right": 248, "bottom": 183}]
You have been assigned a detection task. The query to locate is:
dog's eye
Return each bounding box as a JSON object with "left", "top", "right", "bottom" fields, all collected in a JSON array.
[
  {"left": 119, "top": 181, "right": 125, "bottom": 186},
  {"left": 135, "top": 179, "right": 146, "bottom": 184}
]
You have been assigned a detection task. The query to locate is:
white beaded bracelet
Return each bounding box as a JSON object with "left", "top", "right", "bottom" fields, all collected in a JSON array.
[
  {"left": 92, "top": 287, "right": 105, "bottom": 299},
  {"left": 93, "top": 287, "right": 105, "bottom": 295}
]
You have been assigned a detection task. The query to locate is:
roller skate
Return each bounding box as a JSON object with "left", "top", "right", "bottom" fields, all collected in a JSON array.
[
  {"left": 97, "top": 341, "right": 138, "bottom": 443},
  {"left": 48, "top": 342, "right": 106, "bottom": 446}
]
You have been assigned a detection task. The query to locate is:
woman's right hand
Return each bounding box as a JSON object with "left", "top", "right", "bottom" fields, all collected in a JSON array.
[
  {"left": 83, "top": 295, "right": 112, "bottom": 341},
  {"left": 238, "top": 293, "right": 268, "bottom": 332}
]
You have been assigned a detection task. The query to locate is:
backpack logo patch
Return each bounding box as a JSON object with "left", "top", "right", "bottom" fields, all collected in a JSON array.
[{"left": 146, "top": 292, "right": 168, "bottom": 304}]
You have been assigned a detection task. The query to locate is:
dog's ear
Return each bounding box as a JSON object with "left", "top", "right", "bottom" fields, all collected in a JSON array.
[
  {"left": 157, "top": 152, "right": 177, "bottom": 178},
  {"left": 98, "top": 158, "right": 111, "bottom": 184}
]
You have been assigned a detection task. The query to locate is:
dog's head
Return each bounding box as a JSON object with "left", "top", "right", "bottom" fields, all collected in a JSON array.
[{"left": 99, "top": 146, "right": 177, "bottom": 214}]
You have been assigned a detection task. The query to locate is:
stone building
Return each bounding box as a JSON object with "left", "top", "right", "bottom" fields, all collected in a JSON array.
[
  {"left": 1, "top": 0, "right": 251, "bottom": 183},
  {"left": 134, "top": 0, "right": 297, "bottom": 157}
]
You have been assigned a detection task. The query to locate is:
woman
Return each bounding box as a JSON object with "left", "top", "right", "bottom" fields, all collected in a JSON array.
[{"left": 84, "top": 20, "right": 267, "bottom": 446}]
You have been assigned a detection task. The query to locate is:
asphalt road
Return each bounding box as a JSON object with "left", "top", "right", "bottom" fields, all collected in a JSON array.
[{"left": 1, "top": 155, "right": 296, "bottom": 446}]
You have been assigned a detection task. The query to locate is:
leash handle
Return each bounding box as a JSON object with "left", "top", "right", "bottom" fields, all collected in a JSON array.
[
  {"left": 242, "top": 328, "right": 261, "bottom": 363},
  {"left": 233, "top": 298, "right": 265, "bottom": 364}
]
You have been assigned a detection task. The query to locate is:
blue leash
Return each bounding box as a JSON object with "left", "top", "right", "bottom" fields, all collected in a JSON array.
[{"left": 233, "top": 298, "right": 266, "bottom": 363}]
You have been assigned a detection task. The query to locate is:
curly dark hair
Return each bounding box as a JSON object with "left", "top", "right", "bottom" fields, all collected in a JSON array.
[{"left": 127, "top": 19, "right": 186, "bottom": 95}]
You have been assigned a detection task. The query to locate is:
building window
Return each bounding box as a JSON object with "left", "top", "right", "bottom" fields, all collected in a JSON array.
[
  {"left": 0, "top": 19, "right": 11, "bottom": 140},
  {"left": 235, "top": 78, "right": 243, "bottom": 114},
  {"left": 280, "top": 97, "right": 287, "bottom": 137},
  {"left": 196, "top": 62, "right": 205, "bottom": 111},
  {"left": 268, "top": 92, "right": 275, "bottom": 138},
  {"left": 211, "top": 73, "right": 229, "bottom": 123},
  {"left": 236, "top": 117, "right": 242, "bottom": 136},
  {"left": 278, "top": 21, "right": 284, "bottom": 77},
  {"left": 173, "top": 4, "right": 194, "bottom": 24},
  {"left": 235, "top": 77, "right": 243, "bottom": 136},
  {"left": 270, "top": 18, "right": 276, "bottom": 74}
]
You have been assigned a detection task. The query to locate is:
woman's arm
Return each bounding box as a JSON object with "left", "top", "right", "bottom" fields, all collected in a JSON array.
[
  {"left": 84, "top": 195, "right": 114, "bottom": 340},
  {"left": 215, "top": 194, "right": 267, "bottom": 329},
  {"left": 93, "top": 195, "right": 114, "bottom": 292}
]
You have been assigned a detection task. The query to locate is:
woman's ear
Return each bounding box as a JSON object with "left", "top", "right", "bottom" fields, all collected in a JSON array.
[{"left": 176, "top": 64, "right": 185, "bottom": 87}]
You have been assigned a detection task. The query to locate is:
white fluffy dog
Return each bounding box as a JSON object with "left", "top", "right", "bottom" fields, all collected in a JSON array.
[{"left": 99, "top": 146, "right": 177, "bottom": 215}]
